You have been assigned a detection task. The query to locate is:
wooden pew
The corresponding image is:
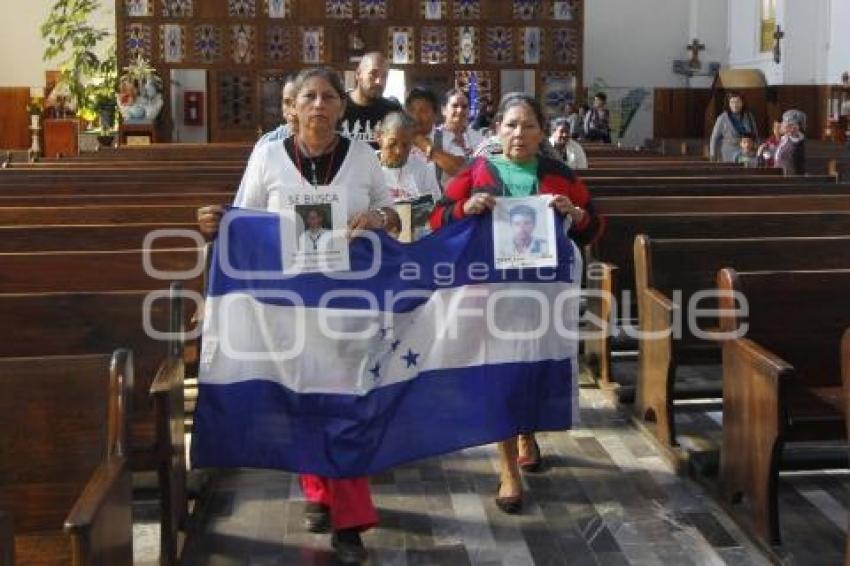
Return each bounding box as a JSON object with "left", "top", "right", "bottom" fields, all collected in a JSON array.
[
  {"left": 584, "top": 211, "right": 850, "bottom": 385},
  {"left": 0, "top": 249, "right": 202, "bottom": 293},
  {"left": 0, "top": 510, "right": 11, "bottom": 566},
  {"left": 633, "top": 235, "right": 850, "bottom": 448},
  {"left": 0, "top": 192, "right": 232, "bottom": 207},
  {"left": 0, "top": 204, "right": 201, "bottom": 226},
  {"left": 597, "top": 194, "right": 850, "bottom": 214},
  {"left": 0, "top": 350, "right": 134, "bottom": 565},
  {"left": 0, "top": 290, "right": 192, "bottom": 565},
  {"left": 717, "top": 269, "right": 850, "bottom": 545},
  {"left": 0, "top": 224, "right": 200, "bottom": 253},
  {"left": 589, "top": 180, "right": 848, "bottom": 197},
  {"left": 0, "top": 181, "right": 237, "bottom": 196},
  {"left": 580, "top": 166, "right": 781, "bottom": 178},
  {"left": 585, "top": 175, "right": 834, "bottom": 188},
  {"left": 843, "top": 328, "right": 850, "bottom": 566}
]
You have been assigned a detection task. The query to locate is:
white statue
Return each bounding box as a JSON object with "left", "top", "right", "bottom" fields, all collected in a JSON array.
[{"left": 117, "top": 76, "right": 163, "bottom": 124}]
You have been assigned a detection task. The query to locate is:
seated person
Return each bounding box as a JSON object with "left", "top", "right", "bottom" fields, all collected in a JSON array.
[
  {"left": 549, "top": 117, "right": 588, "bottom": 169},
  {"left": 733, "top": 134, "right": 759, "bottom": 168}
]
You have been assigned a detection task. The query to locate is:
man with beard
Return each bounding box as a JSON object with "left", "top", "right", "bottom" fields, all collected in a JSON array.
[{"left": 339, "top": 52, "right": 401, "bottom": 148}]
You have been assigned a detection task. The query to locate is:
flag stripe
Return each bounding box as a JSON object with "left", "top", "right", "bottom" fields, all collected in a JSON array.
[{"left": 192, "top": 357, "right": 575, "bottom": 478}]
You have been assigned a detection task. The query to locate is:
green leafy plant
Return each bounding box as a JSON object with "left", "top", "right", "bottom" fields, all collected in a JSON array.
[{"left": 41, "top": 0, "right": 117, "bottom": 123}]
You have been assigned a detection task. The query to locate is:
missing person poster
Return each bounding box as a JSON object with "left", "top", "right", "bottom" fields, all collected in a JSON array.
[
  {"left": 280, "top": 186, "right": 349, "bottom": 273},
  {"left": 492, "top": 196, "right": 557, "bottom": 270},
  {"left": 393, "top": 195, "right": 434, "bottom": 243}
]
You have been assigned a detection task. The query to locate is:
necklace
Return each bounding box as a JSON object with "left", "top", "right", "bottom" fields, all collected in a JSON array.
[{"left": 294, "top": 136, "right": 339, "bottom": 187}]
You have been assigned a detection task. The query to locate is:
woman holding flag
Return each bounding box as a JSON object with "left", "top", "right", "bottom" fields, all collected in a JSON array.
[
  {"left": 197, "top": 66, "right": 398, "bottom": 565},
  {"left": 430, "top": 92, "right": 604, "bottom": 514}
]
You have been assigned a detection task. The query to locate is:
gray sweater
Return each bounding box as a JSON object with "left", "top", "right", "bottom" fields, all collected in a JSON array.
[{"left": 709, "top": 111, "right": 758, "bottom": 163}]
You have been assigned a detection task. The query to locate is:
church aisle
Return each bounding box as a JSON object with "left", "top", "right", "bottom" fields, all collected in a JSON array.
[{"left": 174, "top": 384, "right": 771, "bottom": 565}]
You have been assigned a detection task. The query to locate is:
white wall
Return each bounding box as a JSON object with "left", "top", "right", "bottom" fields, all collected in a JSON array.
[
  {"left": 726, "top": 0, "right": 836, "bottom": 85},
  {"left": 826, "top": 0, "right": 850, "bottom": 83},
  {"left": 0, "top": 0, "right": 115, "bottom": 88},
  {"left": 584, "top": 0, "right": 727, "bottom": 90}
]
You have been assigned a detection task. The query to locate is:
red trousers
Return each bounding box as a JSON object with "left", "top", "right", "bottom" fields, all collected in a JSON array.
[{"left": 299, "top": 474, "right": 378, "bottom": 532}]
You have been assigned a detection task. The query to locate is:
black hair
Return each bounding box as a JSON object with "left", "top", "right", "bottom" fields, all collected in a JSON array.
[
  {"left": 405, "top": 86, "right": 440, "bottom": 113},
  {"left": 443, "top": 87, "right": 469, "bottom": 108},
  {"left": 292, "top": 67, "right": 346, "bottom": 100},
  {"left": 594, "top": 92, "right": 607, "bottom": 102},
  {"left": 494, "top": 92, "right": 545, "bottom": 129},
  {"left": 509, "top": 204, "right": 537, "bottom": 224}
]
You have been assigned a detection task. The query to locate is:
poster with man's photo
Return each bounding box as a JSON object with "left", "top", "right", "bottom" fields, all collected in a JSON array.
[
  {"left": 492, "top": 196, "right": 557, "bottom": 270},
  {"left": 280, "top": 187, "right": 349, "bottom": 273}
]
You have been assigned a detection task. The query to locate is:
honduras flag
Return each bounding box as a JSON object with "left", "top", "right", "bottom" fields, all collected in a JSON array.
[{"left": 192, "top": 208, "right": 581, "bottom": 478}]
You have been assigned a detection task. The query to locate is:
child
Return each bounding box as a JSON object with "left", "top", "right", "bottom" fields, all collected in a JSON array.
[
  {"left": 733, "top": 134, "right": 759, "bottom": 168},
  {"left": 376, "top": 112, "right": 442, "bottom": 239},
  {"left": 756, "top": 119, "right": 782, "bottom": 167}
]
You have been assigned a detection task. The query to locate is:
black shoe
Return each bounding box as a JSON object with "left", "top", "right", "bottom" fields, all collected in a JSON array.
[
  {"left": 331, "top": 528, "right": 368, "bottom": 564},
  {"left": 495, "top": 482, "right": 523, "bottom": 515},
  {"left": 303, "top": 502, "right": 330, "bottom": 533}
]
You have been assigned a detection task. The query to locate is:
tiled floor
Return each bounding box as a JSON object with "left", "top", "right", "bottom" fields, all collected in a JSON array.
[{"left": 172, "top": 383, "right": 775, "bottom": 565}]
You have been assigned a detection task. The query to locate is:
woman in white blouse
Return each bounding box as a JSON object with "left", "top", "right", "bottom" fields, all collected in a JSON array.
[{"left": 197, "top": 67, "right": 398, "bottom": 565}]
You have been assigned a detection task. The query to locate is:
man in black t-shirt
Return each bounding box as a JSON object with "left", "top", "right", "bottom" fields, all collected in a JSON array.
[{"left": 339, "top": 52, "right": 401, "bottom": 148}]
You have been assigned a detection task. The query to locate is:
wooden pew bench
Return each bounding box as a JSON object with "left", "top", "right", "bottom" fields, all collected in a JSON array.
[
  {"left": 0, "top": 248, "right": 203, "bottom": 293},
  {"left": 0, "top": 224, "right": 201, "bottom": 253},
  {"left": 0, "top": 351, "right": 134, "bottom": 565},
  {"left": 0, "top": 290, "right": 192, "bottom": 565},
  {"left": 589, "top": 180, "right": 849, "bottom": 198},
  {"left": 585, "top": 175, "right": 834, "bottom": 188},
  {"left": 0, "top": 192, "right": 232, "bottom": 207},
  {"left": 597, "top": 194, "right": 850, "bottom": 214},
  {"left": 633, "top": 235, "right": 850, "bottom": 449},
  {"left": 584, "top": 211, "right": 850, "bottom": 385},
  {"left": 0, "top": 204, "right": 202, "bottom": 226},
  {"left": 717, "top": 269, "right": 850, "bottom": 545},
  {"left": 0, "top": 181, "right": 237, "bottom": 196},
  {"left": 580, "top": 166, "right": 781, "bottom": 178}
]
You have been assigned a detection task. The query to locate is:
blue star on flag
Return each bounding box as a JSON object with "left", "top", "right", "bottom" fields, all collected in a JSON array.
[
  {"left": 391, "top": 339, "right": 401, "bottom": 352},
  {"left": 369, "top": 362, "right": 381, "bottom": 379},
  {"left": 402, "top": 349, "right": 420, "bottom": 368}
]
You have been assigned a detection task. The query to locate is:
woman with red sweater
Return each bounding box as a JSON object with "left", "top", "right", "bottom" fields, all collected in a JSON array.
[{"left": 429, "top": 92, "right": 604, "bottom": 514}]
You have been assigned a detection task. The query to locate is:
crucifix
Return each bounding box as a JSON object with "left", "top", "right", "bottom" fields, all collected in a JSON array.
[
  {"left": 686, "top": 38, "right": 705, "bottom": 69},
  {"left": 772, "top": 25, "right": 784, "bottom": 64}
]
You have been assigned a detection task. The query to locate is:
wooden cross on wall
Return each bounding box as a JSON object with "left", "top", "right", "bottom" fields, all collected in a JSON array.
[
  {"left": 772, "top": 25, "right": 784, "bottom": 64},
  {"left": 686, "top": 38, "right": 705, "bottom": 69}
]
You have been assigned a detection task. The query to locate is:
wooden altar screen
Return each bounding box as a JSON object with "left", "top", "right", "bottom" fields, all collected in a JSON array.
[{"left": 116, "top": 0, "right": 584, "bottom": 142}]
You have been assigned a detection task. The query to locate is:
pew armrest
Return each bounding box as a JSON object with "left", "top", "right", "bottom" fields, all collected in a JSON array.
[
  {"left": 150, "top": 354, "right": 183, "bottom": 396},
  {"left": 64, "top": 457, "right": 133, "bottom": 564},
  {"left": 726, "top": 338, "right": 793, "bottom": 388},
  {"left": 636, "top": 288, "right": 677, "bottom": 445},
  {"left": 584, "top": 261, "right": 618, "bottom": 384}
]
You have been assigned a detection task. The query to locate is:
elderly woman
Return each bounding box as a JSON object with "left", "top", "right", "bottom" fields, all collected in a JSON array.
[
  {"left": 197, "top": 67, "right": 398, "bottom": 565},
  {"left": 709, "top": 91, "right": 759, "bottom": 163},
  {"left": 775, "top": 109, "right": 806, "bottom": 175},
  {"left": 429, "top": 92, "right": 604, "bottom": 514}
]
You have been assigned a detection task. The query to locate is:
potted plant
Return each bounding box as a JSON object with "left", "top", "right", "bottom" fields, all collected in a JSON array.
[{"left": 41, "top": 0, "right": 115, "bottom": 128}]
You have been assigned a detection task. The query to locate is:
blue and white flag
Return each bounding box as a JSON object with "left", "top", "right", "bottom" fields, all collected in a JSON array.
[{"left": 191, "top": 208, "right": 581, "bottom": 478}]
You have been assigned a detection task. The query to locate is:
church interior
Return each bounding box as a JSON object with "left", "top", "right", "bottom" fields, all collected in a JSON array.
[{"left": 1, "top": 0, "right": 850, "bottom": 564}]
